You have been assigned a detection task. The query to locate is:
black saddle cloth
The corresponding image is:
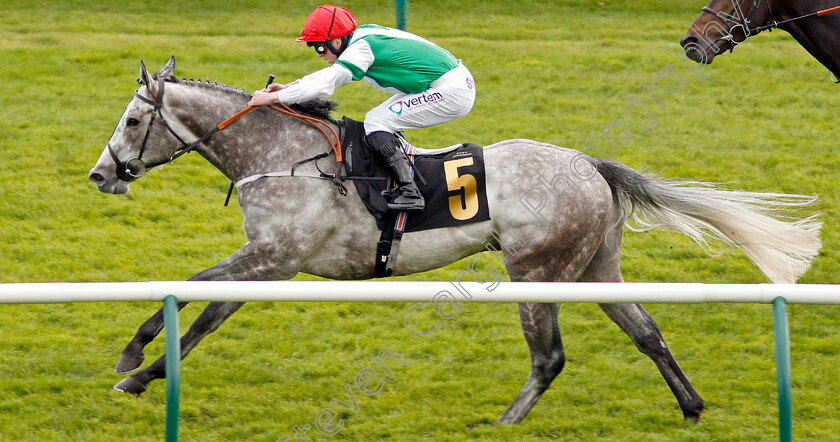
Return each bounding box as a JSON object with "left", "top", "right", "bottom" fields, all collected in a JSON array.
[{"left": 340, "top": 117, "right": 491, "bottom": 232}]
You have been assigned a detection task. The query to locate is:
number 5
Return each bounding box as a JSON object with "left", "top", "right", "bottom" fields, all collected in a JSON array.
[{"left": 444, "top": 157, "right": 479, "bottom": 220}]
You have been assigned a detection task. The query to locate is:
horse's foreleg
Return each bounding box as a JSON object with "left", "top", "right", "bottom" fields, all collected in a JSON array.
[
  {"left": 497, "top": 302, "right": 565, "bottom": 424},
  {"left": 114, "top": 301, "right": 245, "bottom": 396},
  {"left": 115, "top": 301, "right": 189, "bottom": 374},
  {"left": 114, "top": 240, "right": 297, "bottom": 395},
  {"left": 113, "top": 243, "right": 268, "bottom": 373},
  {"left": 188, "top": 238, "right": 297, "bottom": 282},
  {"left": 599, "top": 303, "right": 704, "bottom": 421}
]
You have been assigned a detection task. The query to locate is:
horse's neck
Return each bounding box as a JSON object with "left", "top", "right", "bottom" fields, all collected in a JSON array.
[
  {"left": 169, "top": 85, "right": 336, "bottom": 183},
  {"left": 775, "top": 0, "right": 840, "bottom": 75},
  {"left": 786, "top": 23, "right": 840, "bottom": 76}
]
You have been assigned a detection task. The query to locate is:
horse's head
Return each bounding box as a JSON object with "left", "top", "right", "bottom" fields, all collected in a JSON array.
[
  {"left": 680, "top": 0, "right": 774, "bottom": 64},
  {"left": 89, "top": 57, "right": 188, "bottom": 194}
]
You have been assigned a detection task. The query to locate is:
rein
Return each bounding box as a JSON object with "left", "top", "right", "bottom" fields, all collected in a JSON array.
[
  {"left": 110, "top": 75, "right": 343, "bottom": 183},
  {"left": 264, "top": 103, "right": 342, "bottom": 162},
  {"left": 751, "top": 4, "right": 840, "bottom": 33}
]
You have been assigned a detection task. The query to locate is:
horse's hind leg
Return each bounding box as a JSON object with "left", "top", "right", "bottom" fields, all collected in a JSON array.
[
  {"left": 497, "top": 302, "right": 565, "bottom": 424},
  {"left": 599, "top": 302, "right": 704, "bottom": 421},
  {"left": 114, "top": 301, "right": 245, "bottom": 395},
  {"left": 495, "top": 194, "right": 611, "bottom": 423},
  {"left": 583, "top": 218, "right": 704, "bottom": 421},
  {"left": 116, "top": 301, "right": 189, "bottom": 374}
]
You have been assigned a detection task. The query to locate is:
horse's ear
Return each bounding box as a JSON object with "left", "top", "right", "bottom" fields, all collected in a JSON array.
[
  {"left": 158, "top": 56, "right": 176, "bottom": 79},
  {"left": 139, "top": 60, "right": 151, "bottom": 85},
  {"left": 138, "top": 60, "right": 159, "bottom": 97}
]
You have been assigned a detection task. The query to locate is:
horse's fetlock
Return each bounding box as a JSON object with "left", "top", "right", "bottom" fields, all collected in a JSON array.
[{"left": 135, "top": 330, "right": 158, "bottom": 344}]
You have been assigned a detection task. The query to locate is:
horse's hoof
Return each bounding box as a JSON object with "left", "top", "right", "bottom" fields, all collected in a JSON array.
[
  {"left": 115, "top": 352, "right": 145, "bottom": 374},
  {"left": 113, "top": 376, "right": 147, "bottom": 397},
  {"left": 683, "top": 401, "right": 704, "bottom": 424},
  {"left": 683, "top": 412, "right": 702, "bottom": 424}
]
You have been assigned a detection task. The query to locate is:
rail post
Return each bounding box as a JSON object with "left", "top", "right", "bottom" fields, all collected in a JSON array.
[
  {"left": 164, "top": 295, "right": 181, "bottom": 442},
  {"left": 773, "top": 296, "right": 792, "bottom": 442},
  {"left": 395, "top": 0, "right": 407, "bottom": 30}
]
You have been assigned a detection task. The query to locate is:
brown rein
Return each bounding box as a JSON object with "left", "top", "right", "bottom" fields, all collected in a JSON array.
[
  {"left": 217, "top": 102, "right": 344, "bottom": 206},
  {"left": 216, "top": 103, "right": 342, "bottom": 162}
]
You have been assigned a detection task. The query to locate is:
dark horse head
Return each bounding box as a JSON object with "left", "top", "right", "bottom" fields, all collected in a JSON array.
[{"left": 680, "top": 0, "right": 840, "bottom": 80}]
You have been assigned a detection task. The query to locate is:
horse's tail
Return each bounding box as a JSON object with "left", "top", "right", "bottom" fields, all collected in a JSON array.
[{"left": 591, "top": 158, "right": 822, "bottom": 283}]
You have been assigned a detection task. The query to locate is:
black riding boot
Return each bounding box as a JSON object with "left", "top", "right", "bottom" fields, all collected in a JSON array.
[{"left": 368, "top": 131, "right": 425, "bottom": 213}]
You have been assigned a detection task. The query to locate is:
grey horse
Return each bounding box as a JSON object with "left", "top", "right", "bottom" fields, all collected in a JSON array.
[{"left": 89, "top": 58, "right": 821, "bottom": 424}]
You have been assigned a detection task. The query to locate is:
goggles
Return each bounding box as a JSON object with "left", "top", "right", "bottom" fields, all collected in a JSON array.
[{"left": 307, "top": 42, "right": 327, "bottom": 55}]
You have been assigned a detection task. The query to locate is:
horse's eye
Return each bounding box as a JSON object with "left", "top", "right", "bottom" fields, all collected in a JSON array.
[{"left": 127, "top": 117, "right": 140, "bottom": 127}]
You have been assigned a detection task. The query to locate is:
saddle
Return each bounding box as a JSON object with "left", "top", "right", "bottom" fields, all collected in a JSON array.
[{"left": 338, "top": 117, "right": 491, "bottom": 276}]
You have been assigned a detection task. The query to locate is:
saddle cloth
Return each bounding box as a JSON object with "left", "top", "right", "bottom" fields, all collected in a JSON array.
[{"left": 340, "top": 117, "right": 491, "bottom": 232}]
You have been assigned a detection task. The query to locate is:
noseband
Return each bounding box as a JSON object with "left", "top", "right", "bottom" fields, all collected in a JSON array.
[{"left": 108, "top": 75, "right": 196, "bottom": 182}]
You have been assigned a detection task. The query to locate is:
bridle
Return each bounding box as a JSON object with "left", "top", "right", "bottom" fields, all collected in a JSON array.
[
  {"left": 701, "top": 0, "right": 770, "bottom": 46},
  {"left": 702, "top": 0, "right": 840, "bottom": 44},
  {"left": 699, "top": 1, "right": 840, "bottom": 82},
  {"left": 108, "top": 74, "right": 342, "bottom": 183},
  {"left": 107, "top": 75, "right": 193, "bottom": 182}
]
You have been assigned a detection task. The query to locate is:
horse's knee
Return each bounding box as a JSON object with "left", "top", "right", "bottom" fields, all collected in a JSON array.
[{"left": 134, "top": 325, "right": 160, "bottom": 345}]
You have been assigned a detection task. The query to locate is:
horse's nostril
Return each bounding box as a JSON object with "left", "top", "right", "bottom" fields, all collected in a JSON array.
[
  {"left": 680, "top": 36, "right": 698, "bottom": 47},
  {"left": 89, "top": 172, "right": 105, "bottom": 183}
]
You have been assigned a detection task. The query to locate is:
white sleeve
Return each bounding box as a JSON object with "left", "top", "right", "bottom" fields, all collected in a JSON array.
[
  {"left": 276, "top": 65, "right": 353, "bottom": 104},
  {"left": 335, "top": 39, "right": 375, "bottom": 78}
]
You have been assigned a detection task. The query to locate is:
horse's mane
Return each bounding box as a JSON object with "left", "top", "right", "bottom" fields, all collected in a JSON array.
[
  {"left": 289, "top": 99, "right": 339, "bottom": 121},
  {"left": 164, "top": 75, "right": 338, "bottom": 121}
]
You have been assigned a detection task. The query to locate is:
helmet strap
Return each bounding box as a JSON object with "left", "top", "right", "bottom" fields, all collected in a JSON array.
[
  {"left": 326, "top": 35, "right": 350, "bottom": 56},
  {"left": 323, "top": 6, "right": 345, "bottom": 56}
]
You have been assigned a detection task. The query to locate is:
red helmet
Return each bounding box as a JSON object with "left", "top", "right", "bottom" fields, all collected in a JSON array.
[{"left": 296, "top": 5, "right": 358, "bottom": 43}]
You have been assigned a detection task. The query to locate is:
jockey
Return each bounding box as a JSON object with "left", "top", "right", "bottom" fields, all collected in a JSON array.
[{"left": 249, "top": 5, "right": 476, "bottom": 213}]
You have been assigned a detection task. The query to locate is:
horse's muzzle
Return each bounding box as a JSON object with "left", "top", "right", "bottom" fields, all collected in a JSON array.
[
  {"left": 680, "top": 34, "right": 716, "bottom": 64},
  {"left": 89, "top": 169, "right": 130, "bottom": 194},
  {"left": 89, "top": 172, "right": 105, "bottom": 185}
]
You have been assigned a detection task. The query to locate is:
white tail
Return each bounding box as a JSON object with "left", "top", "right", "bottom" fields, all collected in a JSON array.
[{"left": 594, "top": 159, "right": 822, "bottom": 283}]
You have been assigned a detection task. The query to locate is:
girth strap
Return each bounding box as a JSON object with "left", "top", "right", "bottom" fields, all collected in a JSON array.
[{"left": 375, "top": 211, "right": 408, "bottom": 278}]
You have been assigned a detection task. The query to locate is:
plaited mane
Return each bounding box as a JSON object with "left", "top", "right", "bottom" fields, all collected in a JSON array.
[{"left": 165, "top": 75, "right": 338, "bottom": 121}]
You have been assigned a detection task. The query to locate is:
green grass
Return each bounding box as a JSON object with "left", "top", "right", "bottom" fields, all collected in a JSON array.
[{"left": 2, "top": 0, "right": 840, "bottom": 440}]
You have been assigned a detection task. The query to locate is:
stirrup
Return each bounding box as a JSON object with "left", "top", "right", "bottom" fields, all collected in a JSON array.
[
  {"left": 388, "top": 181, "right": 424, "bottom": 212},
  {"left": 387, "top": 187, "right": 423, "bottom": 212},
  {"left": 388, "top": 199, "right": 425, "bottom": 213}
]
